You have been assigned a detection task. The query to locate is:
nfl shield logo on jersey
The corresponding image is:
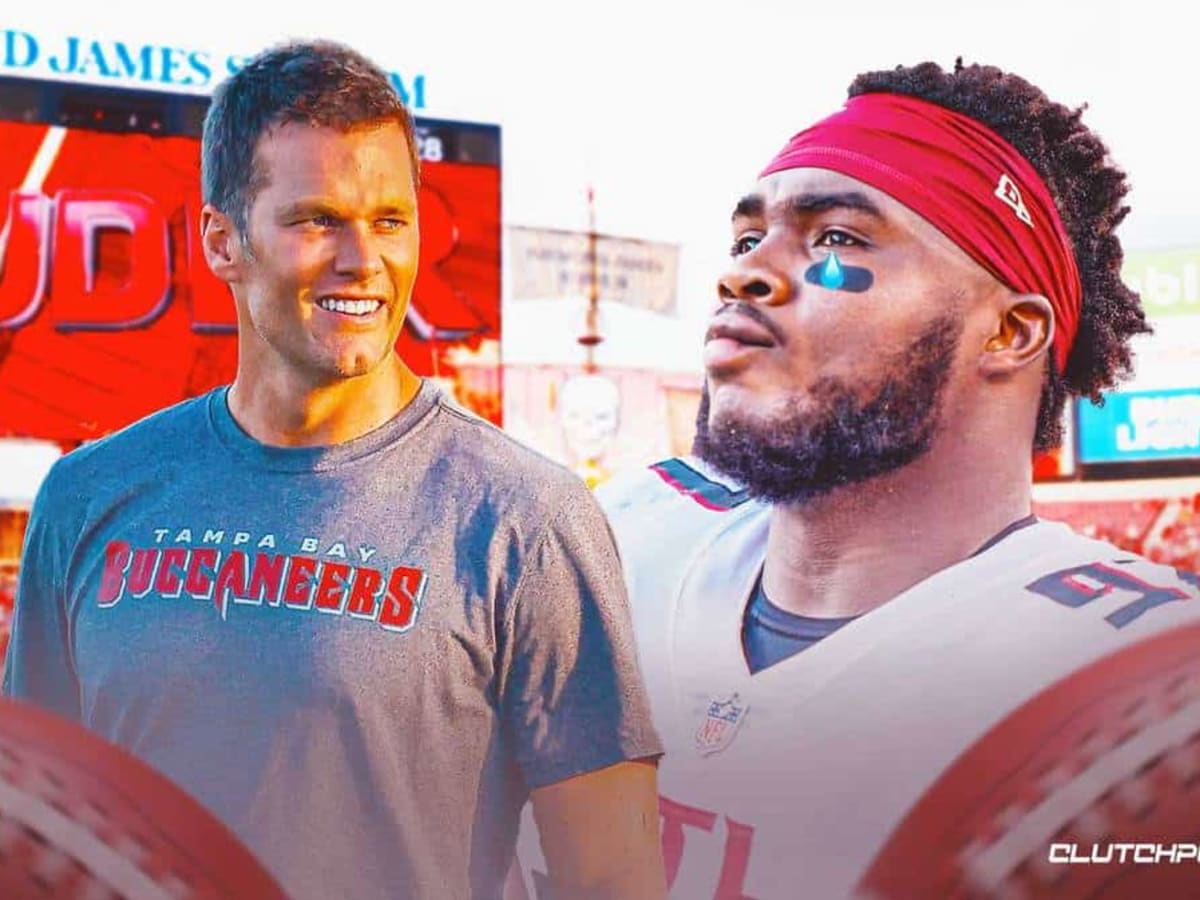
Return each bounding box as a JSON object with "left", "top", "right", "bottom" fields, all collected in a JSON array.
[{"left": 694, "top": 693, "right": 750, "bottom": 756}]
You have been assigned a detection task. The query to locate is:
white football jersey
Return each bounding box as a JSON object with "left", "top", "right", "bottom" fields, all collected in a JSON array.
[{"left": 513, "top": 457, "right": 1200, "bottom": 900}]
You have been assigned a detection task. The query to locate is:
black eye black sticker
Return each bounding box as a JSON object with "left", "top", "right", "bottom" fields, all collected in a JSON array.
[{"left": 804, "top": 252, "right": 873, "bottom": 293}]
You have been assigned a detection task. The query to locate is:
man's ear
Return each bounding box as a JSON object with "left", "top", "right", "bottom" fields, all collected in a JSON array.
[
  {"left": 979, "top": 293, "right": 1055, "bottom": 378},
  {"left": 199, "top": 205, "right": 244, "bottom": 284}
]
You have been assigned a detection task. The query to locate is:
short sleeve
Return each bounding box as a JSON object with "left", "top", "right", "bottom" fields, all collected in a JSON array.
[
  {"left": 499, "top": 482, "right": 662, "bottom": 789},
  {"left": 2, "top": 466, "right": 82, "bottom": 720}
]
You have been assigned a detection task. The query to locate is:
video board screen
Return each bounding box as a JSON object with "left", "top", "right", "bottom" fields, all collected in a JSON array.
[
  {"left": 0, "top": 76, "right": 501, "bottom": 443},
  {"left": 1077, "top": 388, "right": 1200, "bottom": 465}
]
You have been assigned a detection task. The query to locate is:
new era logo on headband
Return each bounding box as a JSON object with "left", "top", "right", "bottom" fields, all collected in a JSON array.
[{"left": 995, "top": 174, "right": 1034, "bottom": 228}]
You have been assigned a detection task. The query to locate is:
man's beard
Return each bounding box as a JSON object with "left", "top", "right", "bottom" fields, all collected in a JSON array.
[{"left": 693, "top": 313, "right": 963, "bottom": 505}]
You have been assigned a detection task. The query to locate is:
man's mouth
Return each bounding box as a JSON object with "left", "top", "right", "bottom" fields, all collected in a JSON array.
[
  {"left": 702, "top": 308, "right": 782, "bottom": 373},
  {"left": 316, "top": 297, "right": 384, "bottom": 317},
  {"left": 705, "top": 316, "right": 777, "bottom": 349}
]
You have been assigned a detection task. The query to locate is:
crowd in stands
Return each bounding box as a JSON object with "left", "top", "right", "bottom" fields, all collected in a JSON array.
[{"left": 1034, "top": 494, "right": 1200, "bottom": 570}]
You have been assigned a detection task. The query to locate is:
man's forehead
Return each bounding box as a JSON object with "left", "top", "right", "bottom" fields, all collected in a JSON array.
[
  {"left": 732, "top": 165, "right": 989, "bottom": 273},
  {"left": 733, "top": 168, "right": 901, "bottom": 219},
  {"left": 250, "top": 121, "right": 417, "bottom": 201}
]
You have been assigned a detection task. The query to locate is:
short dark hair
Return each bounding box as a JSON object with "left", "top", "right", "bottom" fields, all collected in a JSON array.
[
  {"left": 201, "top": 39, "right": 419, "bottom": 235},
  {"left": 848, "top": 60, "right": 1150, "bottom": 451}
]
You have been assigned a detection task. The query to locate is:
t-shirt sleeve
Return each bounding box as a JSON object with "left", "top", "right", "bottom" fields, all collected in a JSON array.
[
  {"left": 2, "top": 466, "right": 82, "bottom": 720},
  {"left": 499, "top": 482, "right": 662, "bottom": 789}
]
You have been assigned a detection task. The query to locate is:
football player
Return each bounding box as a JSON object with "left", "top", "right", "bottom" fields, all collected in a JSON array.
[{"left": 511, "top": 59, "right": 1200, "bottom": 899}]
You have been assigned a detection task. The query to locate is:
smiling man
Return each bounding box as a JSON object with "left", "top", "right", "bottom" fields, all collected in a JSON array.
[
  {"left": 3, "top": 41, "right": 665, "bottom": 900},
  {"left": 514, "top": 60, "right": 1200, "bottom": 899}
]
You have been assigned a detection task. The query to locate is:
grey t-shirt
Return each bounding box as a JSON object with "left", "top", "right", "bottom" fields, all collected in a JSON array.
[{"left": 3, "top": 381, "right": 661, "bottom": 900}]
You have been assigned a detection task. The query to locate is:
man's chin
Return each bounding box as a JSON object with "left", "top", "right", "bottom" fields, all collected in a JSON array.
[
  {"left": 692, "top": 386, "right": 942, "bottom": 507},
  {"left": 693, "top": 312, "right": 961, "bottom": 505},
  {"left": 320, "top": 341, "right": 394, "bottom": 380},
  {"left": 705, "top": 383, "right": 796, "bottom": 430}
]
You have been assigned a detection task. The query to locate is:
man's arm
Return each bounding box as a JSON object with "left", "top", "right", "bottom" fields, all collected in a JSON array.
[
  {"left": 499, "top": 478, "right": 665, "bottom": 899},
  {"left": 531, "top": 759, "right": 665, "bottom": 900},
  {"left": 2, "top": 465, "right": 81, "bottom": 719}
]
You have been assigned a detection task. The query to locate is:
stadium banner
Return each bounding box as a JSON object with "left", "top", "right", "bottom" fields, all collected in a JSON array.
[{"left": 506, "top": 226, "right": 680, "bottom": 315}]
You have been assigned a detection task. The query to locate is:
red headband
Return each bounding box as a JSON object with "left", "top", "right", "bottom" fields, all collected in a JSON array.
[{"left": 760, "top": 93, "right": 1081, "bottom": 372}]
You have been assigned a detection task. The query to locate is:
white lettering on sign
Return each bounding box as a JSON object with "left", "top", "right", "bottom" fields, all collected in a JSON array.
[{"left": 1115, "top": 395, "right": 1200, "bottom": 453}]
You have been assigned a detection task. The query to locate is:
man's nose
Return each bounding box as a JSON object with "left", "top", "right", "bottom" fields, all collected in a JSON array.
[
  {"left": 716, "top": 263, "right": 791, "bottom": 307},
  {"left": 335, "top": 223, "right": 385, "bottom": 278}
]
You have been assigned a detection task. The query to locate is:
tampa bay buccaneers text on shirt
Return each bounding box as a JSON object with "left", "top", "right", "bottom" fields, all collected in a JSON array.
[{"left": 95, "top": 526, "right": 427, "bottom": 632}]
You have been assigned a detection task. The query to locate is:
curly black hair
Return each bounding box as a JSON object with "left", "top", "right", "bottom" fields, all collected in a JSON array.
[{"left": 848, "top": 59, "right": 1150, "bottom": 451}]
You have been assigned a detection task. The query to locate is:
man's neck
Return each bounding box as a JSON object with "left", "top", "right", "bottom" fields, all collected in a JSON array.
[
  {"left": 762, "top": 443, "right": 1033, "bottom": 619},
  {"left": 227, "top": 354, "right": 421, "bottom": 448}
]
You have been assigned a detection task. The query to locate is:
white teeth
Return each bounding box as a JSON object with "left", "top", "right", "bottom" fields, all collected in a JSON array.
[{"left": 318, "top": 298, "right": 382, "bottom": 316}]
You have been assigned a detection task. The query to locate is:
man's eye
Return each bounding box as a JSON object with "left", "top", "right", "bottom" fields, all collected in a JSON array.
[
  {"left": 308, "top": 215, "right": 338, "bottom": 228},
  {"left": 730, "top": 235, "right": 762, "bottom": 257},
  {"left": 377, "top": 218, "right": 407, "bottom": 231},
  {"left": 816, "top": 229, "right": 862, "bottom": 248}
]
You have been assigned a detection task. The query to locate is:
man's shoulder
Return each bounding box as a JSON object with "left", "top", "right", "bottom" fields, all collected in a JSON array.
[
  {"left": 987, "top": 518, "right": 1197, "bottom": 587},
  {"left": 41, "top": 393, "right": 215, "bottom": 490},
  {"left": 425, "top": 391, "right": 592, "bottom": 506},
  {"left": 598, "top": 456, "right": 761, "bottom": 525},
  {"left": 596, "top": 457, "right": 768, "bottom": 579},
  {"left": 963, "top": 518, "right": 1200, "bottom": 640}
]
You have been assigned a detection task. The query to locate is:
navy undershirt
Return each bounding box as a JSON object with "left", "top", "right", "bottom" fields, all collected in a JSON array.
[
  {"left": 741, "top": 514, "right": 1039, "bottom": 674},
  {"left": 742, "top": 584, "right": 855, "bottom": 674}
]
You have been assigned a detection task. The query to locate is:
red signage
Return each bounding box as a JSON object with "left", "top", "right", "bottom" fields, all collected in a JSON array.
[{"left": 0, "top": 83, "right": 501, "bottom": 442}]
